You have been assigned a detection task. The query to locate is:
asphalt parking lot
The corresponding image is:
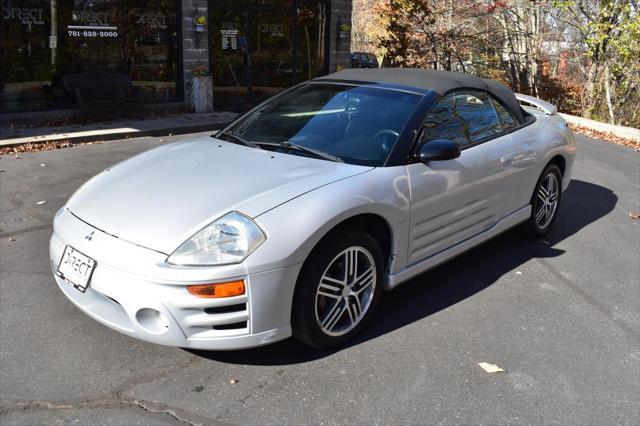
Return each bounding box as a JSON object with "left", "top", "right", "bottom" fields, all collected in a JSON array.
[{"left": 1, "top": 132, "right": 639, "bottom": 425}]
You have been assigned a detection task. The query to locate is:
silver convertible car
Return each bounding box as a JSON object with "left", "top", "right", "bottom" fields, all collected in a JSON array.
[{"left": 50, "top": 69, "right": 576, "bottom": 350}]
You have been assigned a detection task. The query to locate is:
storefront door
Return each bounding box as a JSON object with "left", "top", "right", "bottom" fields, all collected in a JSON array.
[
  {"left": 210, "top": 7, "right": 250, "bottom": 109},
  {"left": 210, "top": 1, "right": 327, "bottom": 109}
]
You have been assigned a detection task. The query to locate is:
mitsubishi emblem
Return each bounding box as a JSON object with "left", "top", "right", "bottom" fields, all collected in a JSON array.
[{"left": 85, "top": 231, "right": 95, "bottom": 241}]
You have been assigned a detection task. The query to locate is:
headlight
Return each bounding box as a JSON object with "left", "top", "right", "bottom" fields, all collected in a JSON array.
[{"left": 167, "top": 211, "right": 266, "bottom": 266}]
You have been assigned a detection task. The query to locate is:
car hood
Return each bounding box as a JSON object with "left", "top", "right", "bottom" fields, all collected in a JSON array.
[{"left": 67, "top": 137, "right": 372, "bottom": 254}]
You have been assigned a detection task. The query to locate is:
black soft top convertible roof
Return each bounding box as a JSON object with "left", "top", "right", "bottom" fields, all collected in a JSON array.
[{"left": 315, "top": 68, "right": 525, "bottom": 124}]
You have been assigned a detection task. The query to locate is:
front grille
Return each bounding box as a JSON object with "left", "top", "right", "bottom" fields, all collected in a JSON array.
[
  {"left": 172, "top": 292, "right": 250, "bottom": 339},
  {"left": 204, "top": 303, "right": 246, "bottom": 315},
  {"left": 213, "top": 321, "right": 247, "bottom": 331}
]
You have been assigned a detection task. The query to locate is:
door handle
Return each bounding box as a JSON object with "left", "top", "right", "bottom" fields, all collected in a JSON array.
[{"left": 500, "top": 153, "right": 514, "bottom": 166}]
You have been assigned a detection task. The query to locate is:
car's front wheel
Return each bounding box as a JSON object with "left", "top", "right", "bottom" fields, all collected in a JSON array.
[{"left": 292, "top": 229, "right": 383, "bottom": 349}]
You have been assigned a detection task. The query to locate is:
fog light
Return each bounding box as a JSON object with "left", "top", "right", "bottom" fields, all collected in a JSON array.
[
  {"left": 135, "top": 308, "right": 169, "bottom": 334},
  {"left": 187, "top": 280, "right": 245, "bottom": 298}
]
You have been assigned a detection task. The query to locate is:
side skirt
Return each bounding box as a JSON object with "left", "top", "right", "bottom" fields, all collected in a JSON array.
[{"left": 383, "top": 205, "right": 532, "bottom": 290}]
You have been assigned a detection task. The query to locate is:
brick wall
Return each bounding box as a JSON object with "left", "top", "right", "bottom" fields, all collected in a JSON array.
[
  {"left": 181, "top": 0, "right": 210, "bottom": 104},
  {"left": 328, "top": 0, "right": 353, "bottom": 71}
]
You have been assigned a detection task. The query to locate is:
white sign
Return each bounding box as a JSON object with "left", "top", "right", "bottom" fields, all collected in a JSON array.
[{"left": 221, "top": 29, "right": 238, "bottom": 50}]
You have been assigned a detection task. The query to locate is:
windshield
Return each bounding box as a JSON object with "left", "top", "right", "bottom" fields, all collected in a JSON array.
[{"left": 225, "top": 83, "right": 422, "bottom": 166}]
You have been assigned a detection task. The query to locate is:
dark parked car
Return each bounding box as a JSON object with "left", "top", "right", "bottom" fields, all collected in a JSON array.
[{"left": 351, "top": 52, "right": 379, "bottom": 68}]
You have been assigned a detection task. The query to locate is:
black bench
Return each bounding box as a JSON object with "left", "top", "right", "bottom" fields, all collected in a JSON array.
[{"left": 62, "top": 71, "right": 142, "bottom": 117}]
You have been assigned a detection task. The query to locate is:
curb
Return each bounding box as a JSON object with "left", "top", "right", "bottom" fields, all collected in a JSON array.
[
  {"left": 0, "top": 122, "right": 231, "bottom": 148},
  {"left": 559, "top": 113, "right": 640, "bottom": 142}
]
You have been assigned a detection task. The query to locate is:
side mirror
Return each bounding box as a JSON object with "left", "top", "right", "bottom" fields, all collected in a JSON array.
[{"left": 415, "top": 139, "right": 460, "bottom": 162}]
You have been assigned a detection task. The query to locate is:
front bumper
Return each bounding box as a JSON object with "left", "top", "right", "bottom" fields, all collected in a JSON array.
[{"left": 49, "top": 209, "right": 301, "bottom": 350}]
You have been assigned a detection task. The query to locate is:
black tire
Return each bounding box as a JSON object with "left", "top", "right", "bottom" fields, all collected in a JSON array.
[
  {"left": 525, "top": 163, "right": 563, "bottom": 237},
  {"left": 292, "top": 228, "right": 384, "bottom": 350}
]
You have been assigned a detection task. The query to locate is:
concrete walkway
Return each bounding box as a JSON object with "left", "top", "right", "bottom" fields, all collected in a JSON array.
[{"left": 0, "top": 112, "right": 239, "bottom": 147}]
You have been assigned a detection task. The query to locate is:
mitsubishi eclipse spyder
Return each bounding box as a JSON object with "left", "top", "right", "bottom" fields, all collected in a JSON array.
[{"left": 51, "top": 68, "right": 576, "bottom": 350}]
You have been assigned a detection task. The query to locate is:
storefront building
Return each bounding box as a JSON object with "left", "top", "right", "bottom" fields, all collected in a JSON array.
[{"left": 0, "top": 0, "right": 352, "bottom": 114}]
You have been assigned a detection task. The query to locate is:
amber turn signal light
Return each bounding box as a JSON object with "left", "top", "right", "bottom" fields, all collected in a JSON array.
[{"left": 187, "top": 280, "right": 245, "bottom": 298}]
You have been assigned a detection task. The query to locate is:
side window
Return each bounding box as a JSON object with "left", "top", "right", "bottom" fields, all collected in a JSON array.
[
  {"left": 421, "top": 94, "right": 467, "bottom": 146},
  {"left": 454, "top": 91, "right": 502, "bottom": 142},
  {"left": 492, "top": 98, "right": 517, "bottom": 130}
]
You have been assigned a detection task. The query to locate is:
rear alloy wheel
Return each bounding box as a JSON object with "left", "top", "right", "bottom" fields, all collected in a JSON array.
[
  {"left": 292, "top": 229, "right": 383, "bottom": 349},
  {"left": 526, "top": 164, "right": 562, "bottom": 237}
]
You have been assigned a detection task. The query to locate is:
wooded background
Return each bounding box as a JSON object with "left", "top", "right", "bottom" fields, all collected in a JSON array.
[{"left": 352, "top": 0, "right": 639, "bottom": 128}]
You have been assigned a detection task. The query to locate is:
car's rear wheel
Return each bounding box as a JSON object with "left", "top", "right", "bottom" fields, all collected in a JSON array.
[
  {"left": 292, "top": 229, "right": 383, "bottom": 349},
  {"left": 525, "top": 163, "right": 562, "bottom": 237}
]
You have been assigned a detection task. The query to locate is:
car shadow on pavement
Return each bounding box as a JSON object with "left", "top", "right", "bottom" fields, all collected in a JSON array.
[{"left": 189, "top": 179, "right": 617, "bottom": 365}]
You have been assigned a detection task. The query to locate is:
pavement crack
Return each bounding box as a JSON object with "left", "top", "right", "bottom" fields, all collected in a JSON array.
[
  {"left": 113, "top": 355, "right": 206, "bottom": 396},
  {"left": 537, "top": 258, "right": 640, "bottom": 340},
  {"left": 0, "top": 358, "right": 220, "bottom": 425},
  {"left": 126, "top": 398, "right": 202, "bottom": 426},
  {"left": 0, "top": 397, "right": 212, "bottom": 426}
]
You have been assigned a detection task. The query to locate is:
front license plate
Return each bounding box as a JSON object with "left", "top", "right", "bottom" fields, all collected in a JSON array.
[{"left": 57, "top": 246, "right": 96, "bottom": 292}]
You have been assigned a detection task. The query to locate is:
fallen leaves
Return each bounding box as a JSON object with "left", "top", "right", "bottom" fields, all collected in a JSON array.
[
  {"left": 569, "top": 124, "right": 640, "bottom": 151},
  {"left": 630, "top": 212, "right": 640, "bottom": 220},
  {"left": 478, "top": 362, "right": 506, "bottom": 373},
  {"left": 36, "top": 201, "right": 47, "bottom": 205},
  {"left": 229, "top": 379, "right": 238, "bottom": 385},
  {"left": 0, "top": 140, "right": 74, "bottom": 155}
]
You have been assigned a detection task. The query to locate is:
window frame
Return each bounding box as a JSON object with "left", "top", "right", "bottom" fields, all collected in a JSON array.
[
  {"left": 418, "top": 92, "right": 468, "bottom": 147},
  {"left": 414, "top": 88, "right": 533, "bottom": 154},
  {"left": 488, "top": 95, "right": 518, "bottom": 131}
]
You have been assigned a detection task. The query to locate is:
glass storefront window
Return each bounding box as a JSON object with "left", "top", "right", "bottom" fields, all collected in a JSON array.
[
  {"left": 1, "top": 1, "right": 52, "bottom": 111},
  {"left": 210, "top": 0, "right": 328, "bottom": 109},
  {"left": 0, "top": 0, "right": 179, "bottom": 112},
  {"left": 296, "top": 2, "right": 327, "bottom": 81}
]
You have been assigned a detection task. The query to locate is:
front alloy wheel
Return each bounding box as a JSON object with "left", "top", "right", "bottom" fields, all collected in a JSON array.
[
  {"left": 293, "top": 229, "right": 383, "bottom": 349},
  {"left": 315, "top": 247, "right": 377, "bottom": 336}
]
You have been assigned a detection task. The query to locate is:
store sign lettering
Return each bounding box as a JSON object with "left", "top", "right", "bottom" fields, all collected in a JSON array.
[
  {"left": 137, "top": 13, "right": 167, "bottom": 30},
  {"left": 72, "top": 10, "right": 114, "bottom": 27},
  {"left": 261, "top": 24, "right": 284, "bottom": 37},
  {"left": 1, "top": 7, "right": 45, "bottom": 25}
]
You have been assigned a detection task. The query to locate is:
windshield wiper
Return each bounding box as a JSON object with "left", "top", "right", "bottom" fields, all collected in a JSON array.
[
  {"left": 256, "top": 141, "right": 343, "bottom": 163},
  {"left": 214, "top": 132, "right": 342, "bottom": 162},
  {"left": 215, "top": 131, "right": 259, "bottom": 148}
]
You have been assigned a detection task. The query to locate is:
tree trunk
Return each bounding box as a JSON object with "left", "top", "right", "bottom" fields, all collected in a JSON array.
[
  {"left": 604, "top": 64, "right": 616, "bottom": 125},
  {"left": 584, "top": 60, "right": 599, "bottom": 120}
]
